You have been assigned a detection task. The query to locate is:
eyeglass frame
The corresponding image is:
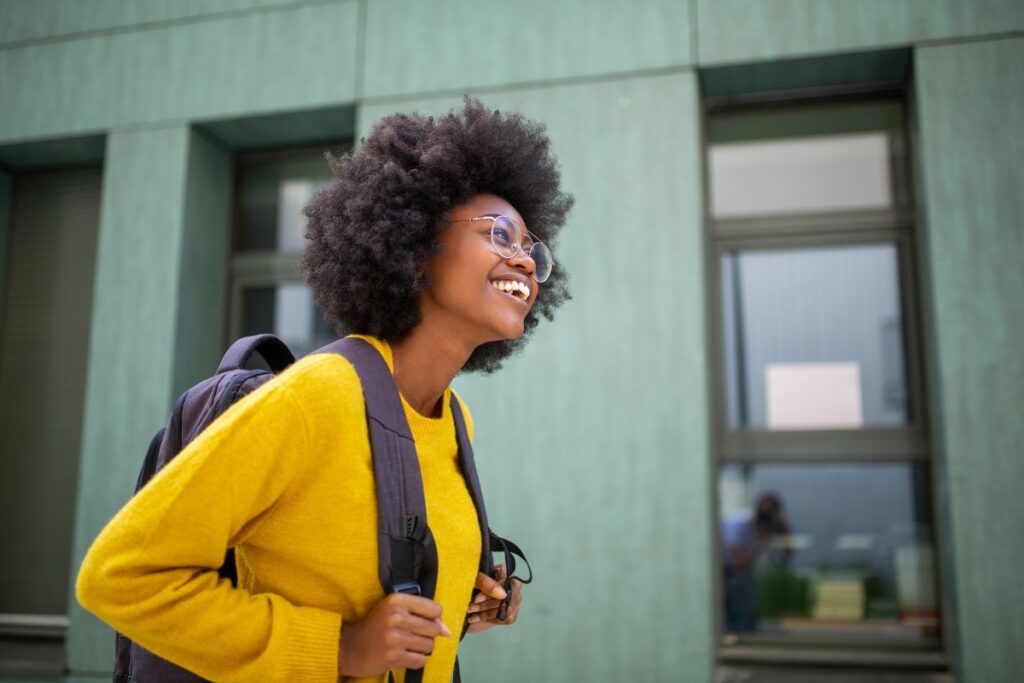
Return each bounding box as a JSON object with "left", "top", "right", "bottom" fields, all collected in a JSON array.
[{"left": 448, "top": 213, "right": 554, "bottom": 282}]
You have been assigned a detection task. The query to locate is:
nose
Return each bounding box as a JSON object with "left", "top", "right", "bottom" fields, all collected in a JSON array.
[{"left": 506, "top": 243, "right": 537, "bottom": 279}]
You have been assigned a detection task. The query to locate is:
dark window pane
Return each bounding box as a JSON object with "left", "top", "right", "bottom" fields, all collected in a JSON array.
[
  {"left": 719, "top": 463, "right": 938, "bottom": 642},
  {"left": 237, "top": 152, "right": 332, "bottom": 253},
  {"left": 240, "top": 283, "right": 334, "bottom": 359},
  {"left": 721, "top": 244, "right": 909, "bottom": 430}
]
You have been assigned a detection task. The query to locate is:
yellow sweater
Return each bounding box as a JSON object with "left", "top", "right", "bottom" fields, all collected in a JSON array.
[{"left": 77, "top": 336, "right": 481, "bottom": 682}]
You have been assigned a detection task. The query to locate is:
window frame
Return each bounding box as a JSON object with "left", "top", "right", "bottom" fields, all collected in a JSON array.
[
  {"left": 702, "top": 94, "right": 945, "bottom": 661},
  {"left": 709, "top": 212, "right": 930, "bottom": 462},
  {"left": 226, "top": 143, "right": 349, "bottom": 347}
]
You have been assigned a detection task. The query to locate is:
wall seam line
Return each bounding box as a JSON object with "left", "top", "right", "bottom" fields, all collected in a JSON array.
[
  {"left": 358, "top": 64, "right": 699, "bottom": 108},
  {"left": 0, "top": 0, "right": 356, "bottom": 52}
]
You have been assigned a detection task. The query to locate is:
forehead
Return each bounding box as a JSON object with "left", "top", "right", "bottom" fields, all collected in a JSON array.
[{"left": 449, "top": 193, "right": 527, "bottom": 229}]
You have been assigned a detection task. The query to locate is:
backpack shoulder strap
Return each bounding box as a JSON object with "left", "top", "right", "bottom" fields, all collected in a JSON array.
[
  {"left": 449, "top": 393, "right": 494, "bottom": 579},
  {"left": 318, "top": 338, "right": 437, "bottom": 603},
  {"left": 450, "top": 393, "right": 533, "bottom": 629}
]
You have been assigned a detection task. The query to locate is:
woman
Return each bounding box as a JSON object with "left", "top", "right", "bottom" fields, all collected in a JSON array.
[{"left": 76, "top": 97, "right": 573, "bottom": 682}]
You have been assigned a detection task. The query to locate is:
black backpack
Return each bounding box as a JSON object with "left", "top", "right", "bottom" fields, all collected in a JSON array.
[{"left": 114, "top": 334, "right": 530, "bottom": 683}]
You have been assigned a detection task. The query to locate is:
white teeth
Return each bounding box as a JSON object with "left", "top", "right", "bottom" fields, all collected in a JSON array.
[{"left": 491, "top": 279, "right": 529, "bottom": 301}]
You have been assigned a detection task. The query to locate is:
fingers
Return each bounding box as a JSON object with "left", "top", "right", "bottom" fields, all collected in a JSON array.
[
  {"left": 472, "top": 567, "right": 508, "bottom": 601},
  {"left": 338, "top": 593, "right": 453, "bottom": 677},
  {"left": 467, "top": 576, "right": 524, "bottom": 625},
  {"left": 399, "top": 631, "right": 437, "bottom": 656},
  {"left": 385, "top": 597, "right": 449, "bottom": 669},
  {"left": 394, "top": 593, "right": 444, "bottom": 621},
  {"left": 389, "top": 593, "right": 452, "bottom": 637}
]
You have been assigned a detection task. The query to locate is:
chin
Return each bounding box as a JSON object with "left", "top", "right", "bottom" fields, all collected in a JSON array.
[{"left": 493, "top": 321, "right": 526, "bottom": 341}]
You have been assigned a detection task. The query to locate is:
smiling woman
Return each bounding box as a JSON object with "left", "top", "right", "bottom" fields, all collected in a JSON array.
[
  {"left": 302, "top": 96, "right": 574, "bottom": 374},
  {"left": 76, "top": 97, "right": 572, "bottom": 683}
]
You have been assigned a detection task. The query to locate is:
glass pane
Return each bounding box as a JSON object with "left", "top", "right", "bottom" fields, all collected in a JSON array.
[
  {"left": 719, "top": 463, "right": 939, "bottom": 642},
  {"left": 721, "top": 244, "right": 909, "bottom": 430},
  {"left": 241, "top": 283, "right": 335, "bottom": 359},
  {"left": 237, "top": 151, "right": 333, "bottom": 253},
  {"left": 709, "top": 132, "right": 892, "bottom": 218}
]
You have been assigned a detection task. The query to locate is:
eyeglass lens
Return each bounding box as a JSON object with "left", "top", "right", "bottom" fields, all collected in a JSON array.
[{"left": 490, "top": 215, "right": 553, "bottom": 283}]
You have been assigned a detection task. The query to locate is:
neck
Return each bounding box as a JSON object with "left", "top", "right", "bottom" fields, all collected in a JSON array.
[{"left": 390, "top": 320, "right": 476, "bottom": 418}]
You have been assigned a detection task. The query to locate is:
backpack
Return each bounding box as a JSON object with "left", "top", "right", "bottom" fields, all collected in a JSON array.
[{"left": 114, "top": 334, "right": 531, "bottom": 683}]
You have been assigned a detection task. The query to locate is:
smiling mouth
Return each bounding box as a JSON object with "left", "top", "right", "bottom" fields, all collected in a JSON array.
[{"left": 491, "top": 279, "right": 530, "bottom": 302}]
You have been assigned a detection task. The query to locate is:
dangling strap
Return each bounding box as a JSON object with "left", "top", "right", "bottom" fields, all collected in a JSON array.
[{"left": 489, "top": 531, "right": 533, "bottom": 621}]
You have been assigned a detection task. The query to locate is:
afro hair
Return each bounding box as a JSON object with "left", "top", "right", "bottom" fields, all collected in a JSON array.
[{"left": 302, "top": 96, "right": 574, "bottom": 373}]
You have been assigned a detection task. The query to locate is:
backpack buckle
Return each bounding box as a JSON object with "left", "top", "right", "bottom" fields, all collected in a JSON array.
[{"left": 393, "top": 581, "right": 422, "bottom": 596}]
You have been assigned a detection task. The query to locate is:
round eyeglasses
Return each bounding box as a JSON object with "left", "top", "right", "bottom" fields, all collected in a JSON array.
[{"left": 449, "top": 214, "right": 554, "bottom": 283}]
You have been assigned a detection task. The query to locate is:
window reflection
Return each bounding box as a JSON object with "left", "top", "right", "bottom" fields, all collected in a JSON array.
[
  {"left": 721, "top": 244, "right": 909, "bottom": 429},
  {"left": 233, "top": 148, "right": 339, "bottom": 359},
  {"left": 241, "top": 284, "right": 334, "bottom": 359},
  {"left": 237, "top": 154, "right": 331, "bottom": 253},
  {"left": 719, "top": 463, "right": 938, "bottom": 641},
  {"left": 709, "top": 132, "right": 893, "bottom": 218}
]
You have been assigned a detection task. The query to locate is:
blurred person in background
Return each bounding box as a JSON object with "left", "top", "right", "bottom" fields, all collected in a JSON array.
[{"left": 722, "top": 492, "right": 792, "bottom": 632}]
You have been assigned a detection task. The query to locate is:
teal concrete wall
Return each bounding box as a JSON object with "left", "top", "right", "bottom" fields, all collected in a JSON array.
[
  {"left": 698, "top": 0, "right": 1024, "bottom": 66},
  {"left": 67, "top": 126, "right": 195, "bottom": 673},
  {"left": 915, "top": 36, "right": 1024, "bottom": 683},
  {"left": 360, "top": 71, "right": 713, "bottom": 682},
  {"left": 0, "top": 1, "right": 358, "bottom": 142},
  {"left": 172, "top": 130, "right": 233, "bottom": 399},
  {"left": 0, "top": 0, "right": 313, "bottom": 46},
  {"left": 363, "top": 0, "right": 692, "bottom": 98}
]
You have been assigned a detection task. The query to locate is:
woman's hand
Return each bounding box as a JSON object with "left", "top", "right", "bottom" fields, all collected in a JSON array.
[
  {"left": 466, "top": 564, "right": 523, "bottom": 633},
  {"left": 338, "top": 593, "right": 451, "bottom": 677}
]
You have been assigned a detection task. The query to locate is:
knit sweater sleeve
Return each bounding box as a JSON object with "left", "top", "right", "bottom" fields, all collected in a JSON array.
[{"left": 76, "top": 366, "right": 340, "bottom": 683}]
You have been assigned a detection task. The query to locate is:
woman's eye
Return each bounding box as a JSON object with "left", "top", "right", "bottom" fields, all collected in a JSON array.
[{"left": 493, "top": 227, "right": 512, "bottom": 244}]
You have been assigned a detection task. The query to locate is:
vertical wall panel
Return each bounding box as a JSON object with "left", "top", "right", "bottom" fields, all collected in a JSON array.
[
  {"left": 66, "top": 126, "right": 192, "bottom": 673},
  {"left": 359, "top": 72, "right": 712, "bottom": 682},
  {"left": 916, "top": 37, "right": 1024, "bottom": 683},
  {"left": 171, "top": 131, "right": 232, "bottom": 399}
]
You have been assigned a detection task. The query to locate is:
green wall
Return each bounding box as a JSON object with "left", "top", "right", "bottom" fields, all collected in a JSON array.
[
  {"left": 362, "top": 0, "right": 692, "bottom": 97},
  {"left": 698, "top": 0, "right": 1024, "bottom": 65},
  {"left": 916, "top": 36, "right": 1024, "bottom": 683},
  {"left": 0, "top": 0, "right": 313, "bottom": 46},
  {"left": 172, "top": 131, "right": 233, "bottom": 399},
  {"left": 0, "top": 1, "right": 358, "bottom": 142}
]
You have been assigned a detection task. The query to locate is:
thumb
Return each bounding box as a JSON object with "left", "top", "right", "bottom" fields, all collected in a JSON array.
[{"left": 474, "top": 571, "right": 507, "bottom": 600}]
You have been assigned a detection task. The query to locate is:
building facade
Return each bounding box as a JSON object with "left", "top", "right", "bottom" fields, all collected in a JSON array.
[{"left": 1, "top": 2, "right": 1022, "bottom": 682}]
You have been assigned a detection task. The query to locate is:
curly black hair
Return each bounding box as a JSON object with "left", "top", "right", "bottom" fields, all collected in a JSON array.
[{"left": 302, "top": 96, "right": 574, "bottom": 373}]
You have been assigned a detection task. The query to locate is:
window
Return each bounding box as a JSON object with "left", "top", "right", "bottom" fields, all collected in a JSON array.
[
  {"left": 0, "top": 167, "right": 103, "bottom": 676},
  {"left": 229, "top": 147, "right": 342, "bottom": 358},
  {"left": 706, "top": 99, "right": 940, "bottom": 654}
]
